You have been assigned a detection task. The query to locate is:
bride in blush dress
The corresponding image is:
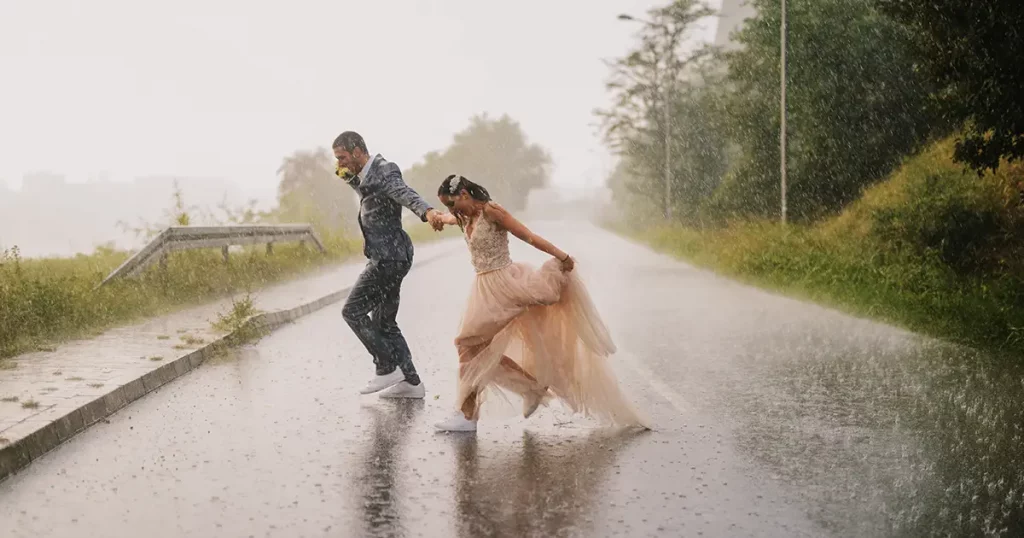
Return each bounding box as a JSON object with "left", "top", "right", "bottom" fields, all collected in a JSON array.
[{"left": 431, "top": 174, "right": 650, "bottom": 433}]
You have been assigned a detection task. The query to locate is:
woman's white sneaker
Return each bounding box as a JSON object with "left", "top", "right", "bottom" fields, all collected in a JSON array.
[
  {"left": 523, "top": 387, "right": 548, "bottom": 419},
  {"left": 434, "top": 413, "right": 478, "bottom": 432}
]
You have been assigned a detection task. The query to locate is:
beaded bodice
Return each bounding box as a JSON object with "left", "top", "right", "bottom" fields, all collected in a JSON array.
[{"left": 465, "top": 212, "right": 512, "bottom": 274}]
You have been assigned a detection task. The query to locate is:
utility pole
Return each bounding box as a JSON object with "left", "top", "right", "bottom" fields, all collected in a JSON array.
[
  {"left": 780, "top": 0, "right": 788, "bottom": 224},
  {"left": 663, "top": 66, "right": 672, "bottom": 220},
  {"left": 618, "top": 13, "right": 673, "bottom": 220}
]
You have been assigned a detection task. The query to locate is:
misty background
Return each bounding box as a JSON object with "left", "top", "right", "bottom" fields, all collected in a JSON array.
[{"left": 0, "top": 0, "right": 749, "bottom": 258}]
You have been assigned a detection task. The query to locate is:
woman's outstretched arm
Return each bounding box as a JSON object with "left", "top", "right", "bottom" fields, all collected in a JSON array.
[{"left": 485, "top": 203, "right": 573, "bottom": 270}]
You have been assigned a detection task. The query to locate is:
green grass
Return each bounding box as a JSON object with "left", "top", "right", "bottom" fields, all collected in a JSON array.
[
  {"left": 211, "top": 293, "right": 262, "bottom": 334},
  {"left": 210, "top": 292, "right": 267, "bottom": 347},
  {"left": 179, "top": 334, "right": 206, "bottom": 346},
  {"left": 619, "top": 139, "right": 1024, "bottom": 355},
  {"left": 0, "top": 222, "right": 460, "bottom": 361}
]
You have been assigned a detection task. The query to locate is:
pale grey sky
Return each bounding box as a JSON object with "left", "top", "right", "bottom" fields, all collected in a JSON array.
[{"left": 0, "top": 0, "right": 721, "bottom": 197}]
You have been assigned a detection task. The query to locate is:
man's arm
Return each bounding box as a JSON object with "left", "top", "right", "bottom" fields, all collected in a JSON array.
[{"left": 379, "top": 162, "right": 437, "bottom": 222}]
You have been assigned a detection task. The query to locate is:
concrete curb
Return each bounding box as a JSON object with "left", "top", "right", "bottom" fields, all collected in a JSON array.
[{"left": 0, "top": 247, "right": 455, "bottom": 483}]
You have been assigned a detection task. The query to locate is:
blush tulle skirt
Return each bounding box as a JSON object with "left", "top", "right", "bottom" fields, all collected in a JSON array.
[{"left": 453, "top": 258, "right": 650, "bottom": 428}]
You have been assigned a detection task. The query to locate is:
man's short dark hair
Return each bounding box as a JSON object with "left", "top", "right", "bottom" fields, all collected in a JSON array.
[{"left": 333, "top": 131, "right": 368, "bottom": 153}]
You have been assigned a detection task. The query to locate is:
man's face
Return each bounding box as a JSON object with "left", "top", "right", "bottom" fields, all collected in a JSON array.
[{"left": 333, "top": 146, "right": 363, "bottom": 176}]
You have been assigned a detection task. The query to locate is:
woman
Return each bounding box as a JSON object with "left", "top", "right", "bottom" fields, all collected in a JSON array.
[{"left": 432, "top": 174, "right": 650, "bottom": 433}]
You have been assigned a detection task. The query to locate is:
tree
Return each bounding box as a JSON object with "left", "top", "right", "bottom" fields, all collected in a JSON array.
[
  {"left": 116, "top": 179, "right": 202, "bottom": 240},
  {"left": 213, "top": 195, "right": 268, "bottom": 225},
  {"left": 274, "top": 148, "right": 357, "bottom": 234},
  {"left": 875, "top": 0, "right": 1024, "bottom": 173},
  {"left": 606, "top": 158, "right": 663, "bottom": 228},
  {"left": 717, "top": 0, "right": 942, "bottom": 221},
  {"left": 403, "top": 114, "right": 552, "bottom": 212},
  {"left": 595, "top": 0, "right": 719, "bottom": 222}
]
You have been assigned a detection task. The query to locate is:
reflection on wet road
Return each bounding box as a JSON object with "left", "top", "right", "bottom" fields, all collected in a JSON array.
[
  {"left": 1, "top": 220, "right": 1021, "bottom": 537},
  {"left": 724, "top": 335, "right": 1024, "bottom": 536}
]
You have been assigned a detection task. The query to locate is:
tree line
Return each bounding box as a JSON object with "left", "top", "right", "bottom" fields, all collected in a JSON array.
[
  {"left": 598, "top": 0, "right": 1024, "bottom": 226},
  {"left": 272, "top": 113, "right": 551, "bottom": 238}
]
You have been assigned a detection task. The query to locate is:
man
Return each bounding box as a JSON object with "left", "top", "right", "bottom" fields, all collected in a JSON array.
[{"left": 333, "top": 131, "right": 445, "bottom": 398}]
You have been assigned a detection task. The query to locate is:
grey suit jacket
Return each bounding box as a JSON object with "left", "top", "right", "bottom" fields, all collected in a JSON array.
[{"left": 344, "top": 154, "right": 434, "bottom": 262}]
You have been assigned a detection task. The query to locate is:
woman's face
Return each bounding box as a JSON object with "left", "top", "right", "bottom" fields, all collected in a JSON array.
[{"left": 439, "top": 190, "right": 475, "bottom": 215}]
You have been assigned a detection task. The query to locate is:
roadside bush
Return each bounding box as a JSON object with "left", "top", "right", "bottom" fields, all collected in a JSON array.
[
  {"left": 622, "top": 138, "right": 1024, "bottom": 353},
  {"left": 857, "top": 140, "right": 1022, "bottom": 275}
]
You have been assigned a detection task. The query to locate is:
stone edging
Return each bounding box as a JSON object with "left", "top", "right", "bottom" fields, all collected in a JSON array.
[{"left": 0, "top": 247, "right": 454, "bottom": 483}]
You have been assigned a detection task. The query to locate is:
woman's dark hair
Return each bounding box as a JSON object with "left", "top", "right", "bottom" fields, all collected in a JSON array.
[
  {"left": 438, "top": 175, "right": 492, "bottom": 230},
  {"left": 438, "top": 174, "right": 491, "bottom": 202}
]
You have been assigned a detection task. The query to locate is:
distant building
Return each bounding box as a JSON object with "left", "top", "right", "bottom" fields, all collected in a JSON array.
[
  {"left": 21, "top": 172, "right": 66, "bottom": 193},
  {"left": 679, "top": 0, "right": 757, "bottom": 86},
  {"left": 2, "top": 173, "right": 274, "bottom": 258},
  {"left": 714, "top": 0, "right": 757, "bottom": 52}
]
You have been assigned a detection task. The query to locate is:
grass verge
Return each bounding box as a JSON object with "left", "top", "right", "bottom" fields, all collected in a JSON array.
[
  {"left": 615, "top": 139, "right": 1024, "bottom": 356},
  {"left": 0, "top": 223, "right": 460, "bottom": 362}
]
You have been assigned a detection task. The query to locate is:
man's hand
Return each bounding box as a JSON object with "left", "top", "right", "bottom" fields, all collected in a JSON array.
[{"left": 426, "top": 209, "right": 445, "bottom": 231}]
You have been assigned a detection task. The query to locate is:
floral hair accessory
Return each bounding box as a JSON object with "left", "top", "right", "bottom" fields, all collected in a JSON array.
[{"left": 448, "top": 175, "right": 462, "bottom": 195}]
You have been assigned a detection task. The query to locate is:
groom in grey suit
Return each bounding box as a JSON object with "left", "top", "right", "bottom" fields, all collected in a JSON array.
[{"left": 333, "top": 131, "right": 444, "bottom": 398}]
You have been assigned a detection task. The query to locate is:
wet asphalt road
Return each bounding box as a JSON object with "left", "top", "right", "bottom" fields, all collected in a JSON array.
[{"left": 1, "top": 220, "right": 1022, "bottom": 538}]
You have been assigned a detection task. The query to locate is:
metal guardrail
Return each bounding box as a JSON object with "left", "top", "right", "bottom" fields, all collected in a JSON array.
[{"left": 99, "top": 224, "right": 326, "bottom": 287}]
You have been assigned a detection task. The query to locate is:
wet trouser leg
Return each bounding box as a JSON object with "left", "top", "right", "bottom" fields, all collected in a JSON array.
[{"left": 343, "top": 259, "right": 420, "bottom": 385}]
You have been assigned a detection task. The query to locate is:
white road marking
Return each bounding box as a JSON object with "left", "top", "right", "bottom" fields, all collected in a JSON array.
[{"left": 618, "top": 351, "right": 690, "bottom": 415}]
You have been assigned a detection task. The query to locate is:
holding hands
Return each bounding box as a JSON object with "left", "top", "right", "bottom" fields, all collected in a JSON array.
[
  {"left": 426, "top": 209, "right": 460, "bottom": 232},
  {"left": 426, "top": 209, "right": 446, "bottom": 232}
]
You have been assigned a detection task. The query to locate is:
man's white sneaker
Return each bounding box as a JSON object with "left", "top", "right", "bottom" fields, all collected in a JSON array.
[
  {"left": 434, "top": 413, "right": 478, "bottom": 432},
  {"left": 378, "top": 381, "right": 425, "bottom": 399},
  {"left": 358, "top": 370, "right": 405, "bottom": 395}
]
